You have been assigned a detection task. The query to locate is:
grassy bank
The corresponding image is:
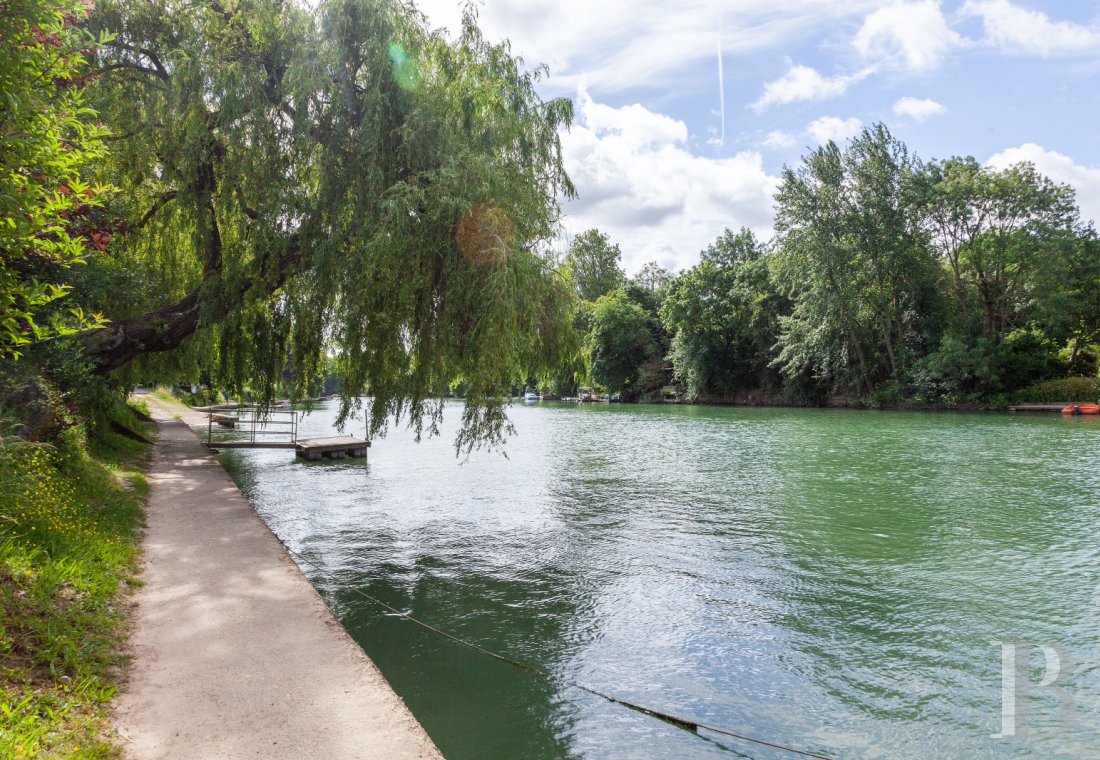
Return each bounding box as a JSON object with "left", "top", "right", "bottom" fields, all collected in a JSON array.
[{"left": 0, "top": 402, "right": 152, "bottom": 758}]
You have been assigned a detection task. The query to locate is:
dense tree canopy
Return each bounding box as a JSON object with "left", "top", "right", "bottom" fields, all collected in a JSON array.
[
  {"left": 67, "top": 0, "right": 577, "bottom": 449},
  {"left": 919, "top": 157, "right": 1078, "bottom": 345},
  {"left": 525, "top": 123, "right": 1095, "bottom": 408},
  {"left": 772, "top": 125, "right": 940, "bottom": 395},
  {"left": 649, "top": 125, "right": 1096, "bottom": 406},
  {"left": 1060, "top": 232, "right": 1100, "bottom": 370},
  {"left": 0, "top": 0, "right": 110, "bottom": 356},
  {"left": 662, "top": 229, "right": 783, "bottom": 400},
  {"left": 565, "top": 228, "right": 624, "bottom": 302},
  {"left": 587, "top": 289, "right": 654, "bottom": 398}
]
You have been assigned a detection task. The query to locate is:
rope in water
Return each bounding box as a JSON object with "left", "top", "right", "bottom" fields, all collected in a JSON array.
[{"left": 280, "top": 542, "right": 835, "bottom": 760}]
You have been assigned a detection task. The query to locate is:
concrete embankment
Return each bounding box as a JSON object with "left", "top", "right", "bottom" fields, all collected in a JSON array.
[{"left": 116, "top": 396, "right": 441, "bottom": 759}]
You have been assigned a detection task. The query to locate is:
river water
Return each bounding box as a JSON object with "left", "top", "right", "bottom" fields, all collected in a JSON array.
[{"left": 216, "top": 401, "right": 1100, "bottom": 759}]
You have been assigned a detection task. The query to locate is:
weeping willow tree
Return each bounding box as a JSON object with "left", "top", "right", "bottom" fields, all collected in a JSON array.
[{"left": 79, "top": 0, "right": 576, "bottom": 450}]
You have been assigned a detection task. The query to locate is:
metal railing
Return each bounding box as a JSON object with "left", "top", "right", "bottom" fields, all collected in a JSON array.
[{"left": 206, "top": 406, "right": 299, "bottom": 448}]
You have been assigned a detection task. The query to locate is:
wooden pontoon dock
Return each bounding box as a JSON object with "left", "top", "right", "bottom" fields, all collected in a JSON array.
[
  {"left": 294, "top": 436, "right": 370, "bottom": 461},
  {"left": 204, "top": 406, "right": 369, "bottom": 460}
]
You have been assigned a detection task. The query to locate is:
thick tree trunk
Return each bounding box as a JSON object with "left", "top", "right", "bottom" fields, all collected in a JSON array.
[
  {"left": 81, "top": 235, "right": 302, "bottom": 375},
  {"left": 82, "top": 291, "right": 202, "bottom": 375}
]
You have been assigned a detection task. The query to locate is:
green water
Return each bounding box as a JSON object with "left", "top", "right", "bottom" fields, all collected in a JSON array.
[{"left": 218, "top": 403, "right": 1100, "bottom": 759}]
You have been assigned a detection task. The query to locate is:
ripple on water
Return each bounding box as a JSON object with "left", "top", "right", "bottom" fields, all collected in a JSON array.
[{"left": 221, "top": 402, "right": 1100, "bottom": 759}]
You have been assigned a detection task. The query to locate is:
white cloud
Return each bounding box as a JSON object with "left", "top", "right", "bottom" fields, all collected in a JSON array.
[
  {"left": 561, "top": 90, "right": 779, "bottom": 273},
  {"left": 579, "top": 90, "right": 688, "bottom": 150},
  {"left": 961, "top": 0, "right": 1100, "bottom": 56},
  {"left": 414, "top": 0, "right": 884, "bottom": 94},
  {"left": 892, "top": 96, "right": 947, "bottom": 120},
  {"left": 762, "top": 130, "right": 797, "bottom": 149},
  {"left": 751, "top": 64, "right": 873, "bottom": 113},
  {"left": 854, "top": 1, "right": 965, "bottom": 71},
  {"left": 986, "top": 144, "right": 1100, "bottom": 226},
  {"left": 807, "top": 116, "right": 864, "bottom": 145}
]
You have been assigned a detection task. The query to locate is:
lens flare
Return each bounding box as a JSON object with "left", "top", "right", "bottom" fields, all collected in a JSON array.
[
  {"left": 454, "top": 205, "right": 515, "bottom": 266},
  {"left": 387, "top": 42, "right": 421, "bottom": 91}
]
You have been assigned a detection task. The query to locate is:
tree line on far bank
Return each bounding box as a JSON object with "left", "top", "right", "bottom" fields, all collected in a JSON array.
[
  {"left": 4, "top": 0, "right": 1098, "bottom": 452},
  {"left": 555, "top": 125, "right": 1100, "bottom": 407}
]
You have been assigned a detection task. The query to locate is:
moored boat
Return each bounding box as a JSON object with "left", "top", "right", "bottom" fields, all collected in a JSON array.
[{"left": 1061, "top": 403, "right": 1100, "bottom": 414}]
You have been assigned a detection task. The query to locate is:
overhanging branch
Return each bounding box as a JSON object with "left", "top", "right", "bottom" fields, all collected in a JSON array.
[
  {"left": 134, "top": 191, "right": 178, "bottom": 230},
  {"left": 81, "top": 233, "right": 304, "bottom": 375}
]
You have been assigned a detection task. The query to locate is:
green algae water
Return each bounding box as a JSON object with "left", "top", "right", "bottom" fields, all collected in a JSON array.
[{"left": 217, "top": 403, "right": 1100, "bottom": 759}]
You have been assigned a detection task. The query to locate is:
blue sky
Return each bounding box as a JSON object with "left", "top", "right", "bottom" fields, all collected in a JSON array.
[{"left": 414, "top": 0, "right": 1100, "bottom": 273}]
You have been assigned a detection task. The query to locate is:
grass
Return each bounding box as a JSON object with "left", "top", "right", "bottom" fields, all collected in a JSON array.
[
  {"left": 0, "top": 402, "right": 151, "bottom": 758},
  {"left": 150, "top": 386, "right": 178, "bottom": 406},
  {"left": 152, "top": 385, "right": 229, "bottom": 409}
]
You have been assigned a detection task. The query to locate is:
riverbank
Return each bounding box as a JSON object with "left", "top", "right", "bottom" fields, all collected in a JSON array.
[
  {"left": 115, "top": 394, "right": 440, "bottom": 759},
  {"left": 0, "top": 401, "right": 150, "bottom": 758},
  {"left": 561, "top": 375, "right": 1100, "bottom": 411}
]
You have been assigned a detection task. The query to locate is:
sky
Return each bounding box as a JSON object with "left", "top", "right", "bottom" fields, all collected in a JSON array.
[{"left": 412, "top": 0, "right": 1100, "bottom": 274}]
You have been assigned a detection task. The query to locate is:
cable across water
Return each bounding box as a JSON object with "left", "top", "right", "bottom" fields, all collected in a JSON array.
[{"left": 280, "top": 542, "right": 836, "bottom": 760}]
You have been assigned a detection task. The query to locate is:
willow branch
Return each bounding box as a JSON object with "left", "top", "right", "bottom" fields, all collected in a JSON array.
[{"left": 133, "top": 191, "right": 178, "bottom": 230}]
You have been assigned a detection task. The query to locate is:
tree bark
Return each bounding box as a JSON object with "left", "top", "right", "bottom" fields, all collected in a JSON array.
[
  {"left": 81, "top": 235, "right": 303, "bottom": 375},
  {"left": 81, "top": 290, "right": 202, "bottom": 375}
]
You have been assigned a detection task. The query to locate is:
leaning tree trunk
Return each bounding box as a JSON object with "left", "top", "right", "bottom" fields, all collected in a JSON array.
[
  {"left": 81, "top": 291, "right": 202, "bottom": 375},
  {"left": 80, "top": 235, "right": 303, "bottom": 375}
]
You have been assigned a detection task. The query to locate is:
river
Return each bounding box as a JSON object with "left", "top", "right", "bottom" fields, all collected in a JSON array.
[{"left": 216, "top": 401, "right": 1100, "bottom": 759}]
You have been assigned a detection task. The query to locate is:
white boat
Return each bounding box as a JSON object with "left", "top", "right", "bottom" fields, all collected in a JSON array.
[{"left": 524, "top": 391, "right": 539, "bottom": 403}]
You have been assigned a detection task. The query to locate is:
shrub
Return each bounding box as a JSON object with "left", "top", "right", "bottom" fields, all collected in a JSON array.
[{"left": 1011, "top": 377, "right": 1100, "bottom": 403}]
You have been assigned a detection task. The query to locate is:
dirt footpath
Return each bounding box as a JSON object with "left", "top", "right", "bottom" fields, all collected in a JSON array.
[{"left": 116, "top": 396, "right": 442, "bottom": 759}]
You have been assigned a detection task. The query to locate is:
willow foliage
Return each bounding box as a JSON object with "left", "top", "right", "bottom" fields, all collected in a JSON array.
[{"left": 83, "top": 0, "right": 577, "bottom": 451}]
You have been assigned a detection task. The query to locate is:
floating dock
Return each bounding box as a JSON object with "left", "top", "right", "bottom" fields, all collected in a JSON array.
[
  {"left": 193, "top": 402, "right": 243, "bottom": 412},
  {"left": 295, "top": 436, "right": 370, "bottom": 461},
  {"left": 209, "top": 441, "right": 297, "bottom": 450},
  {"left": 209, "top": 436, "right": 370, "bottom": 458},
  {"left": 203, "top": 406, "right": 369, "bottom": 460}
]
